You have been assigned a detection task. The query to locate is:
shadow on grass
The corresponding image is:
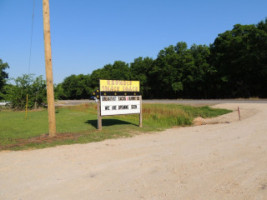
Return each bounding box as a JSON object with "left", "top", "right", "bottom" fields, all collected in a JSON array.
[{"left": 86, "top": 119, "right": 137, "bottom": 129}]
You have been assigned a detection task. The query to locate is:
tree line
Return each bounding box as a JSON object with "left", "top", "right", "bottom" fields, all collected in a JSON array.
[
  {"left": 1, "top": 19, "right": 266, "bottom": 109},
  {"left": 57, "top": 19, "right": 267, "bottom": 99}
]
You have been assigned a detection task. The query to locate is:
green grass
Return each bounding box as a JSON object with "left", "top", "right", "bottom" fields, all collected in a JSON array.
[{"left": 0, "top": 103, "right": 231, "bottom": 150}]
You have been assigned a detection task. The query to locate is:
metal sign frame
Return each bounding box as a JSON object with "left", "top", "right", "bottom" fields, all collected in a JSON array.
[{"left": 96, "top": 80, "right": 142, "bottom": 130}]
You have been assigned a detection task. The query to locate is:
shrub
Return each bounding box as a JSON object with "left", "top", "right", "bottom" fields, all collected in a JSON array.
[{"left": 4, "top": 74, "right": 47, "bottom": 110}]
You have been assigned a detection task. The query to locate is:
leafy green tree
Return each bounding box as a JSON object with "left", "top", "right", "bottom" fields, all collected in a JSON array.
[
  {"left": 5, "top": 74, "right": 46, "bottom": 109},
  {"left": 150, "top": 44, "right": 181, "bottom": 98},
  {"left": 0, "top": 59, "right": 9, "bottom": 99},
  {"left": 257, "top": 18, "right": 267, "bottom": 32},
  {"left": 90, "top": 69, "right": 108, "bottom": 90},
  {"left": 103, "top": 61, "right": 130, "bottom": 80},
  {"left": 31, "top": 75, "right": 47, "bottom": 108},
  {"left": 174, "top": 42, "right": 195, "bottom": 98},
  {"left": 130, "top": 57, "right": 154, "bottom": 98},
  {"left": 61, "top": 74, "right": 91, "bottom": 99},
  {"left": 90, "top": 61, "right": 131, "bottom": 92},
  {"left": 256, "top": 18, "right": 267, "bottom": 97},
  {"left": 147, "top": 42, "right": 214, "bottom": 99},
  {"left": 54, "top": 83, "right": 66, "bottom": 100},
  {"left": 150, "top": 42, "right": 198, "bottom": 98},
  {"left": 210, "top": 23, "right": 267, "bottom": 97},
  {"left": 187, "top": 44, "right": 213, "bottom": 98}
]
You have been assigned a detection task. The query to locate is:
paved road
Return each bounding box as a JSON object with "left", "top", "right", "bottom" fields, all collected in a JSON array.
[{"left": 56, "top": 99, "right": 267, "bottom": 106}]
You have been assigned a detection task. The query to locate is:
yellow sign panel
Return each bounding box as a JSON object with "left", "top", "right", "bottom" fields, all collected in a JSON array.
[{"left": 100, "top": 80, "right": 140, "bottom": 92}]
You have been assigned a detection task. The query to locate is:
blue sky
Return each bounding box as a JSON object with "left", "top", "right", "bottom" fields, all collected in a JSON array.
[{"left": 1, "top": 0, "right": 266, "bottom": 84}]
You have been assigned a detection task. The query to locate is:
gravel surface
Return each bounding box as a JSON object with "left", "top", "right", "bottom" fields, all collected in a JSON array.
[{"left": 0, "top": 103, "right": 267, "bottom": 200}]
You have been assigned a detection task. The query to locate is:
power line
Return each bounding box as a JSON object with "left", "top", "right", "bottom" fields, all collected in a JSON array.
[{"left": 28, "top": 0, "right": 36, "bottom": 74}]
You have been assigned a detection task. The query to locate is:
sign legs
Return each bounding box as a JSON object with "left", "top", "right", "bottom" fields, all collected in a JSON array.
[
  {"left": 139, "top": 95, "right": 142, "bottom": 127},
  {"left": 97, "top": 100, "right": 102, "bottom": 130}
]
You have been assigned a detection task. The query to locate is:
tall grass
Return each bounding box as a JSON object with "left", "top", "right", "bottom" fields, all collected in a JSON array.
[{"left": 142, "top": 104, "right": 229, "bottom": 128}]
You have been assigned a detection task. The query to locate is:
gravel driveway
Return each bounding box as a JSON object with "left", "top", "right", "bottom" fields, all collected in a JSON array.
[{"left": 0, "top": 103, "right": 267, "bottom": 199}]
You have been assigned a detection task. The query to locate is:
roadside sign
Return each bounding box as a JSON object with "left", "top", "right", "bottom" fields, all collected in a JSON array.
[{"left": 96, "top": 80, "right": 142, "bottom": 129}]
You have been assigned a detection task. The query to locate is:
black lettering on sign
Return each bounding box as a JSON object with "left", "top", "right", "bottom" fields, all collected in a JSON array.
[
  {"left": 105, "top": 106, "right": 110, "bottom": 110},
  {"left": 131, "top": 105, "right": 137, "bottom": 109},
  {"left": 102, "top": 96, "right": 116, "bottom": 101},
  {"left": 118, "top": 97, "right": 126, "bottom": 101},
  {"left": 118, "top": 105, "right": 129, "bottom": 110}
]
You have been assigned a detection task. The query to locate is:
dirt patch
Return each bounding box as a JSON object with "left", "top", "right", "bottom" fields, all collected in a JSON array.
[
  {"left": 193, "top": 104, "right": 258, "bottom": 126},
  {"left": 193, "top": 117, "right": 207, "bottom": 125},
  {"left": 193, "top": 116, "right": 230, "bottom": 125},
  {"left": 0, "top": 133, "right": 81, "bottom": 150}
]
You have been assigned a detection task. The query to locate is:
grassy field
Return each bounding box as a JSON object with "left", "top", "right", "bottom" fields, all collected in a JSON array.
[{"left": 0, "top": 103, "right": 231, "bottom": 150}]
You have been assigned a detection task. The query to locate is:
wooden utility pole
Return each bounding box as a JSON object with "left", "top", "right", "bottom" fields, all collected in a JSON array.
[{"left": 42, "top": 0, "right": 56, "bottom": 137}]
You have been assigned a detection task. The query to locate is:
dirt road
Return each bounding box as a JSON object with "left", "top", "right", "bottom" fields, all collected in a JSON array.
[{"left": 0, "top": 103, "right": 267, "bottom": 200}]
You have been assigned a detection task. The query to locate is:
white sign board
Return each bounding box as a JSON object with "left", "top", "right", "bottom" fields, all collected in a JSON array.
[{"left": 100, "top": 96, "right": 141, "bottom": 116}]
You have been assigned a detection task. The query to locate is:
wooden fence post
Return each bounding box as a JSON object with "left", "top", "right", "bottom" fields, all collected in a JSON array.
[{"left": 237, "top": 106, "right": 241, "bottom": 120}]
